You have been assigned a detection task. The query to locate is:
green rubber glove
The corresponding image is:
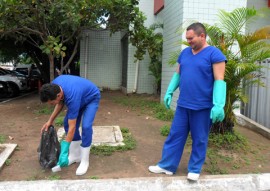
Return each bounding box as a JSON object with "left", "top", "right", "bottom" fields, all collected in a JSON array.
[
  {"left": 210, "top": 80, "right": 226, "bottom": 123},
  {"left": 164, "top": 72, "right": 180, "bottom": 109},
  {"left": 57, "top": 140, "right": 70, "bottom": 167}
]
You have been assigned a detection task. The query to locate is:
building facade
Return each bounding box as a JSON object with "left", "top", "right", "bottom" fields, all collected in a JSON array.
[{"left": 79, "top": 0, "right": 270, "bottom": 128}]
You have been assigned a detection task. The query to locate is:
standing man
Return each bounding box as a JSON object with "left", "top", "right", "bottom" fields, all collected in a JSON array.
[
  {"left": 40, "top": 74, "right": 100, "bottom": 176},
  {"left": 148, "top": 22, "right": 226, "bottom": 181}
]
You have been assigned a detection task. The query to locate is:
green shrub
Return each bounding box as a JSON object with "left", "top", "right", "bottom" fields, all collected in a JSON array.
[
  {"left": 0, "top": 135, "right": 6, "bottom": 144},
  {"left": 160, "top": 125, "right": 170, "bottom": 136},
  {"left": 55, "top": 116, "right": 64, "bottom": 126},
  {"left": 209, "top": 131, "right": 249, "bottom": 151}
]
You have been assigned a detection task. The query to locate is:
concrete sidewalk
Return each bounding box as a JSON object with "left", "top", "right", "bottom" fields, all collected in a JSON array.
[{"left": 0, "top": 173, "right": 269, "bottom": 191}]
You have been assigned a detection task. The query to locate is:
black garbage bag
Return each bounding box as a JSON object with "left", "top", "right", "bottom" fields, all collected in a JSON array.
[{"left": 37, "top": 125, "right": 60, "bottom": 169}]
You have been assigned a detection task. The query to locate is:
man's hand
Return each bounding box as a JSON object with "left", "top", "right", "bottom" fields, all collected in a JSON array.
[
  {"left": 164, "top": 72, "right": 180, "bottom": 109},
  {"left": 210, "top": 106, "right": 224, "bottom": 123},
  {"left": 210, "top": 80, "right": 226, "bottom": 123},
  {"left": 57, "top": 140, "right": 70, "bottom": 167},
  {"left": 40, "top": 121, "right": 51, "bottom": 133},
  {"left": 164, "top": 94, "right": 173, "bottom": 109}
]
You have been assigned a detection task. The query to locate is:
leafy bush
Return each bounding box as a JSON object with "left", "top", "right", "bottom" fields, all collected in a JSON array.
[
  {"left": 0, "top": 135, "right": 6, "bottom": 144},
  {"left": 160, "top": 125, "right": 170, "bottom": 136}
]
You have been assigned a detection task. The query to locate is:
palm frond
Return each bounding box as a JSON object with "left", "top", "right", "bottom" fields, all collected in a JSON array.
[
  {"left": 218, "top": 7, "right": 258, "bottom": 36},
  {"left": 168, "top": 50, "right": 181, "bottom": 66}
]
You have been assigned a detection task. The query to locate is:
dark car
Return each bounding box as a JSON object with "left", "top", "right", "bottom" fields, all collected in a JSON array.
[
  {"left": 0, "top": 81, "right": 8, "bottom": 98},
  {"left": 14, "top": 65, "right": 42, "bottom": 90}
]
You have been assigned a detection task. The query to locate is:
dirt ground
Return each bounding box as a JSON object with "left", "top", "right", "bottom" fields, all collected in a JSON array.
[{"left": 0, "top": 90, "right": 269, "bottom": 181}]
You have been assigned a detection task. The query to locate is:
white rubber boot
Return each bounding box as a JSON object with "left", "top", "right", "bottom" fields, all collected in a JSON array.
[
  {"left": 68, "top": 140, "right": 82, "bottom": 166},
  {"left": 76, "top": 146, "right": 91, "bottom": 176}
]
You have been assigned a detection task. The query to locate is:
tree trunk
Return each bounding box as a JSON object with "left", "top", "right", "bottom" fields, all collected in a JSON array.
[
  {"left": 48, "top": 54, "right": 55, "bottom": 82},
  {"left": 210, "top": 119, "right": 234, "bottom": 134}
]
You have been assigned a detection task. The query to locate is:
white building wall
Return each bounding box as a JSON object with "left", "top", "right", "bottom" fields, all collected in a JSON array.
[
  {"left": 80, "top": 0, "right": 163, "bottom": 94},
  {"left": 161, "top": 0, "right": 247, "bottom": 109},
  {"left": 80, "top": 30, "right": 122, "bottom": 90},
  {"left": 126, "top": 0, "right": 162, "bottom": 94},
  {"left": 161, "top": 0, "right": 184, "bottom": 109}
]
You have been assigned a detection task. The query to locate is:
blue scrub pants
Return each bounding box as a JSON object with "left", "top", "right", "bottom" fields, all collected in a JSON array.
[
  {"left": 158, "top": 106, "right": 211, "bottom": 174},
  {"left": 64, "top": 95, "right": 100, "bottom": 147}
]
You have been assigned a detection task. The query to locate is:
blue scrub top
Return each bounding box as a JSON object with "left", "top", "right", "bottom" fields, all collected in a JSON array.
[
  {"left": 52, "top": 75, "right": 100, "bottom": 120},
  {"left": 177, "top": 46, "right": 226, "bottom": 110}
]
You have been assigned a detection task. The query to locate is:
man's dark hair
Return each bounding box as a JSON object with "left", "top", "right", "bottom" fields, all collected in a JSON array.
[
  {"left": 187, "top": 22, "right": 207, "bottom": 37},
  {"left": 40, "top": 83, "right": 61, "bottom": 102}
]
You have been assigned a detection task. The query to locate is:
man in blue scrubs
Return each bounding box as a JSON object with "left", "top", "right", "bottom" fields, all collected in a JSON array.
[
  {"left": 40, "top": 75, "right": 100, "bottom": 176},
  {"left": 149, "top": 22, "right": 227, "bottom": 181}
]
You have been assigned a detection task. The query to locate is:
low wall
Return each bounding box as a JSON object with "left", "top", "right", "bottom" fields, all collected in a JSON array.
[{"left": 235, "top": 113, "right": 270, "bottom": 140}]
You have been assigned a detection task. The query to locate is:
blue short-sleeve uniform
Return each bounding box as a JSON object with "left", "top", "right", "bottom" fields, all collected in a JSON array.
[
  {"left": 177, "top": 46, "right": 227, "bottom": 110},
  {"left": 53, "top": 75, "right": 100, "bottom": 120},
  {"left": 52, "top": 75, "right": 100, "bottom": 147}
]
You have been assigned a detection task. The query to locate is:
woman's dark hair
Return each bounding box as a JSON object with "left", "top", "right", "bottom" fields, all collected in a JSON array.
[
  {"left": 187, "top": 22, "right": 207, "bottom": 37},
  {"left": 40, "top": 83, "right": 61, "bottom": 102}
]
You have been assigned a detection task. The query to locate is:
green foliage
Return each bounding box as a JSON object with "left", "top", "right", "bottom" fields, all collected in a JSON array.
[
  {"left": 154, "top": 105, "right": 174, "bottom": 121},
  {"left": 0, "top": 135, "right": 6, "bottom": 144},
  {"left": 89, "top": 176, "right": 99, "bottom": 179},
  {"left": 5, "top": 159, "right": 11, "bottom": 166},
  {"left": 47, "top": 175, "right": 61, "bottom": 180},
  {"left": 208, "top": 130, "right": 249, "bottom": 151},
  {"left": 0, "top": 0, "right": 144, "bottom": 81},
  {"left": 207, "top": 8, "right": 270, "bottom": 132},
  {"left": 55, "top": 116, "right": 64, "bottom": 127},
  {"left": 129, "top": 22, "right": 163, "bottom": 95},
  {"left": 205, "top": 132, "right": 249, "bottom": 175},
  {"left": 204, "top": 130, "right": 250, "bottom": 175},
  {"left": 204, "top": 148, "right": 229, "bottom": 175},
  {"left": 91, "top": 128, "right": 136, "bottom": 156},
  {"left": 160, "top": 125, "right": 170, "bottom": 136},
  {"left": 39, "top": 36, "right": 67, "bottom": 58},
  {"left": 36, "top": 105, "right": 54, "bottom": 115},
  {"left": 147, "top": 23, "right": 163, "bottom": 95}
]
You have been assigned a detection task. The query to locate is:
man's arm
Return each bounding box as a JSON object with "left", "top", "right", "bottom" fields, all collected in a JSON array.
[
  {"left": 210, "top": 61, "right": 226, "bottom": 123},
  {"left": 65, "top": 119, "right": 76, "bottom": 142},
  {"left": 164, "top": 64, "right": 180, "bottom": 109},
  {"left": 176, "top": 64, "right": 180, "bottom": 73},
  {"left": 213, "top": 61, "right": 225, "bottom": 80},
  {"left": 50, "top": 103, "right": 64, "bottom": 122},
  {"left": 41, "top": 102, "right": 64, "bottom": 132}
]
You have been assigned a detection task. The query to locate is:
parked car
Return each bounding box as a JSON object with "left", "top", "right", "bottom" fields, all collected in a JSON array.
[
  {"left": 14, "top": 64, "right": 42, "bottom": 90},
  {"left": 0, "top": 81, "right": 8, "bottom": 98},
  {"left": 0, "top": 67, "right": 28, "bottom": 97}
]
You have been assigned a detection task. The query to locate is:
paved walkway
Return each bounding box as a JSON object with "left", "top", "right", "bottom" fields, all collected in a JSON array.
[{"left": 0, "top": 173, "right": 269, "bottom": 191}]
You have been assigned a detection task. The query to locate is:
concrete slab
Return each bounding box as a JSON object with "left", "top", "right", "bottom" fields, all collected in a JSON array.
[
  {"left": 57, "top": 125, "right": 124, "bottom": 146},
  {"left": 0, "top": 173, "right": 269, "bottom": 191},
  {"left": 0, "top": 144, "right": 17, "bottom": 170}
]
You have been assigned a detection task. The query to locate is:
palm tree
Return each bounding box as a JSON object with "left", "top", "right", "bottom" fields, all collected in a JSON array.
[{"left": 169, "top": 7, "right": 270, "bottom": 134}]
